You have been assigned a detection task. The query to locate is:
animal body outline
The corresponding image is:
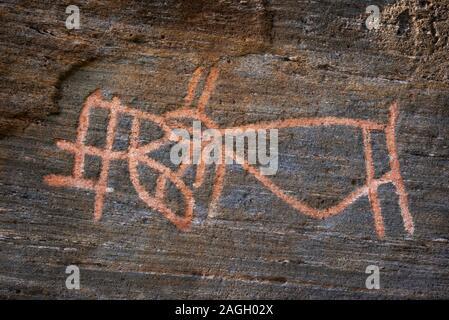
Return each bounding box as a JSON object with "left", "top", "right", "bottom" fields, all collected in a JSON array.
[{"left": 45, "top": 66, "right": 414, "bottom": 238}]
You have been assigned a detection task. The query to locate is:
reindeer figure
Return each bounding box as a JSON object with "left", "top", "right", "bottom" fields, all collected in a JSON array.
[{"left": 45, "top": 66, "right": 414, "bottom": 238}]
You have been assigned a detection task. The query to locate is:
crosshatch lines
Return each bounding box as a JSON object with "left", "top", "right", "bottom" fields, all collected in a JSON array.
[{"left": 44, "top": 66, "right": 414, "bottom": 238}]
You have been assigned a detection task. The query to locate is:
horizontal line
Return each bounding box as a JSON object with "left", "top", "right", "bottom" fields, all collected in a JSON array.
[
  {"left": 56, "top": 140, "right": 128, "bottom": 160},
  {"left": 223, "top": 117, "right": 386, "bottom": 132},
  {"left": 44, "top": 175, "right": 95, "bottom": 190}
]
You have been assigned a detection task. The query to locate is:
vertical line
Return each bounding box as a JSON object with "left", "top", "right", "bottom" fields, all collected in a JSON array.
[
  {"left": 184, "top": 67, "right": 204, "bottom": 107},
  {"left": 363, "top": 128, "right": 385, "bottom": 238},
  {"left": 193, "top": 67, "right": 219, "bottom": 187},
  {"left": 155, "top": 175, "right": 167, "bottom": 199},
  {"left": 130, "top": 115, "right": 139, "bottom": 149},
  {"left": 208, "top": 145, "right": 226, "bottom": 218},
  {"left": 197, "top": 67, "right": 219, "bottom": 114},
  {"left": 385, "top": 102, "right": 414, "bottom": 235},
  {"left": 74, "top": 94, "right": 95, "bottom": 178},
  {"left": 157, "top": 68, "right": 205, "bottom": 198},
  {"left": 194, "top": 145, "right": 207, "bottom": 188},
  {"left": 93, "top": 97, "right": 121, "bottom": 221}
]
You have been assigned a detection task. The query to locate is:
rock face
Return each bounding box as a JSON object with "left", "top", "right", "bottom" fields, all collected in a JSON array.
[{"left": 0, "top": 0, "right": 448, "bottom": 299}]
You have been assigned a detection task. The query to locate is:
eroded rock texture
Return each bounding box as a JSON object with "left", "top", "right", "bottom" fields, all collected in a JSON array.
[{"left": 0, "top": 0, "right": 448, "bottom": 299}]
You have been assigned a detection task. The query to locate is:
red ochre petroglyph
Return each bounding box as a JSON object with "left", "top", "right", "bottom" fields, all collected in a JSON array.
[{"left": 44, "top": 66, "right": 414, "bottom": 238}]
